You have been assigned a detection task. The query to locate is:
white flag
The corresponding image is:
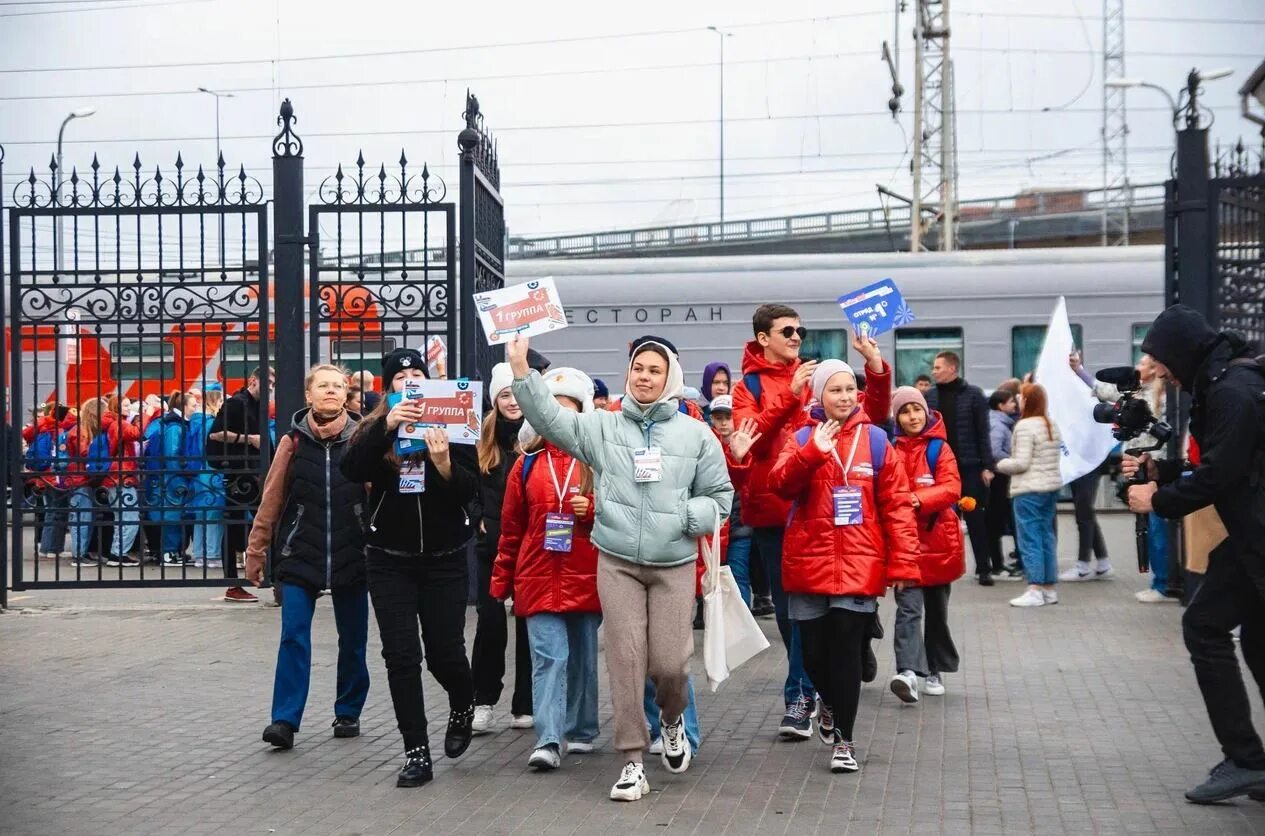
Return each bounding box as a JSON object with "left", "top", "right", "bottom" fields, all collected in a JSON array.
[{"left": 1033, "top": 297, "right": 1117, "bottom": 484}]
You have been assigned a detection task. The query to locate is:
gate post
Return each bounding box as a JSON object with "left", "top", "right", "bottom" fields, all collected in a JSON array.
[
  {"left": 457, "top": 92, "right": 506, "bottom": 385},
  {"left": 1, "top": 142, "right": 7, "bottom": 610},
  {"left": 1174, "top": 73, "right": 1215, "bottom": 326},
  {"left": 272, "top": 99, "right": 307, "bottom": 425},
  {"left": 457, "top": 108, "right": 480, "bottom": 381}
]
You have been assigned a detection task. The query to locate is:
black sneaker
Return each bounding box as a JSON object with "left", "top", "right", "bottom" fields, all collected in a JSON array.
[
  {"left": 397, "top": 746, "right": 433, "bottom": 788},
  {"left": 1186, "top": 759, "right": 1265, "bottom": 804},
  {"left": 978, "top": 573, "right": 995, "bottom": 587},
  {"left": 262, "top": 721, "right": 295, "bottom": 750},
  {"left": 779, "top": 694, "right": 814, "bottom": 740},
  {"left": 445, "top": 705, "right": 474, "bottom": 759},
  {"left": 332, "top": 716, "right": 360, "bottom": 738},
  {"left": 815, "top": 697, "right": 835, "bottom": 745}
]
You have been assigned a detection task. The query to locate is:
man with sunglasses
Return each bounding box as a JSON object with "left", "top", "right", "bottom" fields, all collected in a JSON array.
[{"left": 731, "top": 304, "right": 892, "bottom": 740}]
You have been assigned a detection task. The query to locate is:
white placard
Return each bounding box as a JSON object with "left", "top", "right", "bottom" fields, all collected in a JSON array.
[
  {"left": 393, "top": 378, "right": 483, "bottom": 446},
  {"left": 473, "top": 277, "right": 568, "bottom": 344}
]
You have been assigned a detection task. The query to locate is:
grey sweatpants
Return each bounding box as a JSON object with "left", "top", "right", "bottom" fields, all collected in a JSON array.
[
  {"left": 597, "top": 553, "right": 696, "bottom": 762},
  {"left": 893, "top": 584, "right": 960, "bottom": 677}
]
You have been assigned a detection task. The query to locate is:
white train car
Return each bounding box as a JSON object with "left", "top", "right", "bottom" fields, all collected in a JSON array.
[{"left": 506, "top": 246, "right": 1165, "bottom": 394}]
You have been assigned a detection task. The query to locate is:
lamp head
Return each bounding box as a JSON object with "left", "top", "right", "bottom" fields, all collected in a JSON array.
[
  {"left": 1197, "top": 67, "right": 1234, "bottom": 83},
  {"left": 70, "top": 107, "right": 96, "bottom": 119}
]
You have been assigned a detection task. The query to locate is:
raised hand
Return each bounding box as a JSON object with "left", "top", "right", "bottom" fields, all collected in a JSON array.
[
  {"left": 729, "top": 417, "right": 763, "bottom": 462},
  {"left": 851, "top": 330, "right": 883, "bottom": 371},
  {"left": 506, "top": 333, "right": 531, "bottom": 379},
  {"left": 813, "top": 419, "right": 841, "bottom": 454},
  {"left": 386, "top": 396, "right": 423, "bottom": 431},
  {"left": 791, "top": 360, "right": 818, "bottom": 397}
]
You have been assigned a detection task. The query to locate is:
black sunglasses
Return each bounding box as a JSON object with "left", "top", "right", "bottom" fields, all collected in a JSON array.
[{"left": 775, "top": 325, "right": 808, "bottom": 340}]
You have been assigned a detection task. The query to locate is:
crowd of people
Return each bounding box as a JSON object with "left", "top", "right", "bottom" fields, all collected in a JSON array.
[{"left": 15, "top": 300, "right": 1263, "bottom": 806}]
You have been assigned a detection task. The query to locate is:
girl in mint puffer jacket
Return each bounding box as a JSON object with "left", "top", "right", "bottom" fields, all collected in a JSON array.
[{"left": 508, "top": 333, "right": 731, "bottom": 804}]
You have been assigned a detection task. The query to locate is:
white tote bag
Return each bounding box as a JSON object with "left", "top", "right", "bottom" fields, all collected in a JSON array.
[{"left": 700, "top": 502, "right": 770, "bottom": 692}]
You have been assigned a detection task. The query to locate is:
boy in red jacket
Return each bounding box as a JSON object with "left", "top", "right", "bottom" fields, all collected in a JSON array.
[
  {"left": 731, "top": 304, "right": 893, "bottom": 739},
  {"left": 491, "top": 368, "right": 601, "bottom": 772},
  {"left": 889, "top": 386, "right": 964, "bottom": 704},
  {"left": 768, "top": 360, "right": 920, "bottom": 775}
]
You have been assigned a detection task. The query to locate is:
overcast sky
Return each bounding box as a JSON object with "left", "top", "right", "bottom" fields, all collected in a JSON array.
[{"left": 1, "top": 0, "right": 1262, "bottom": 241}]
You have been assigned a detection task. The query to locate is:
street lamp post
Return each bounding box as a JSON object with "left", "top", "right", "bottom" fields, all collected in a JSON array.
[
  {"left": 197, "top": 87, "right": 235, "bottom": 162},
  {"left": 55, "top": 107, "right": 96, "bottom": 403},
  {"left": 707, "top": 26, "right": 733, "bottom": 229}
]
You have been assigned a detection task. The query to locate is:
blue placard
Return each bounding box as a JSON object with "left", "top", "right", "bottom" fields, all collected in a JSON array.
[{"left": 836, "top": 278, "right": 916, "bottom": 338}]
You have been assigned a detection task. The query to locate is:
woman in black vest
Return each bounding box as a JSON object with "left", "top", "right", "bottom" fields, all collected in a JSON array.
[
  {"left": 245, "top": 364, "right": 370, "bottom": 751},
  {"left": 340, "top": 347, "right": 480, "bottom": 788},
  {"left": 470, "top": 362, "right": 534, "bottom": 735}
]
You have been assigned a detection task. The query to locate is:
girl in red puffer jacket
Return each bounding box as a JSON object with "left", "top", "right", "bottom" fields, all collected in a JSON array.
[
  {"left": 888, "top": 386, "right": 963, "bottom": 705},
  {"left": 491, "top": 367, "right": 601, "bottom": 773},
  {"left": 768, "top": 360, "right": 920, "bottom": 777}
]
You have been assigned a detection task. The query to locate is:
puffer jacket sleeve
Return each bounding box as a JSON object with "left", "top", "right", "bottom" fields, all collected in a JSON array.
[
  {"left": 996, "top": 421, "right": 1034, "bottom": 476},
  {"left": 768, "top": 429, "right": 827, "bottom": 500},
  {"left": 973, "top": 388, "right": 997, "bottom": 471},
  {"left": 512, "top": 371, "right": 605, "bottom": 469},
  {"left": 876, "top": 440, "right": 922, "bottom": 585},
  {"left": 860, "top": 360, "right": 893, "bottom": 425},
  {"left": 915, "top": 442, "right": 962, "bottom": 514},
  {"left": 490, "top": 456, "right": 528, "bottom": 602},
  {"left": 340, "top": 415, "right": 392, "bottom": 483},
  {"left": 682, "top": 429, "right": 733, "bottom": 538}
]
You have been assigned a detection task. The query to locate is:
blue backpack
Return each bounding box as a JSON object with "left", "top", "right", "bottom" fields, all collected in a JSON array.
[
  {"left": 24, "top": 427, "right": 69, "bottom": 474},
  {"left": 83, "top": 431, "right": 114, "bottom": 475},
  {"left": 742, "top": 372, "right": 763, "bottom": 406}
]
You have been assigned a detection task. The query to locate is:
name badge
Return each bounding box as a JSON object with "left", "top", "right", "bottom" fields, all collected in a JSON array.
[
  {"left": 832, "top": 486, "right": 863, "bottom": 527},
  {"left": 633, "top": 447, "right": 664, "bottom": 483},
  {"left": 399, "top": 460, "right": 426, "bottom": 494},
  {"left": 544, "top": 512, "right": 576, "bottom": 552},
  {"left": 915, "top": 473, "right": 935, "bottom": 487}
]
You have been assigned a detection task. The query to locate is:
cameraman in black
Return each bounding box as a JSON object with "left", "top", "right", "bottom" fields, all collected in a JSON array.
[{"left": 1124, "top": 304, "right": 1265, "bottom": 804}]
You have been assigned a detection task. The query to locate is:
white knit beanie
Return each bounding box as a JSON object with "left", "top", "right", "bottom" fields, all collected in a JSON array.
[
  {"left": 811, "top": 359, "right": 857, "bottom": 403},
  {"left": 488, "top": 362, "right": 514, "bottom": 401}
]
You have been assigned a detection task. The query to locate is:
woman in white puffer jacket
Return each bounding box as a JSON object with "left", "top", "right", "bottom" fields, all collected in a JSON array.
[{"left": 996, "top": 383, "right": 1064, "bottom": 608}]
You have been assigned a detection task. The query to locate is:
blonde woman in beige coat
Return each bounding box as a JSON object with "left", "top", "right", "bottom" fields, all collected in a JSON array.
[{"left": 996, "top": 384, "right": 1064, "bottom": 608}]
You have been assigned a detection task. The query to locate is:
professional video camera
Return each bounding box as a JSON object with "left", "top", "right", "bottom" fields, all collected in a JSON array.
[{"left": 1091, "top": 366, "right": 1174, "bottom": 572}]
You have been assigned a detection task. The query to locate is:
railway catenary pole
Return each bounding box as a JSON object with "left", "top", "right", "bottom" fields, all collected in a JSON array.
[
  {"left": 271, "top": 99, "right": 306, "bottom": 436},
  {"left": 707, "top": 26, "right": 733, "bottom": 229}
]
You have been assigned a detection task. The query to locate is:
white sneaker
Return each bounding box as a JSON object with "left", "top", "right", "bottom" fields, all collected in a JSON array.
[
  {"left": 565, "top": 740, "right": 594, "bottom": 754},
  {"left": 889, "top": 670, "right": 919, "bottom": 704},
  {"left": 510, "top": 714, "right": 534, "bottom": 729},
  {"left": 659, "top": 712, "right": 692, "bottom": 774},
  {"left": 830, "top": 739, "right": 860, "bottom": 774},
  {"left": 923, "top": 675, "right": 946, "bottom": 696},
  {"left": 471, "top": 704, "right": 495, "bottom": 735},
  {"left": 648, "top": 738, "right": 664, "bottom": 755},
  {"left": 1009, "top": 588, "right": 1046, "bottom": 608},
  {"left": 528, "top": 744, "right": 561, "bottom": 770},
  {"left": 610, "top": 761, "right": 650, "bottom": 802},
  {"left": 1095, "top": 559, "right": 1114, "bottom": 578},
  {"left": 1042, "top": 589, "right": 1058, "bottom": 605},
  {"left": 1058, "top": 564, "right": 1093, "bottom": 582},
  {"left": 1135, "top": 588, "right": 1175, "bottom": 603}
]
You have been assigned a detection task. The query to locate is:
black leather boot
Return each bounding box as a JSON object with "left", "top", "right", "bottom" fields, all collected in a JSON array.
[
  {"left": 397, "top": 746, "right": 433, "bottom": 788},
  {"left": 445, "top": 705, "right": 475, "bottom": 759}
]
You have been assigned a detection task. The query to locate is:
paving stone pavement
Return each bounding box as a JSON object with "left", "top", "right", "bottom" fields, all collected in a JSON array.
[{"left": 4, "top": 514, "right": 1265, "bottom": 835}]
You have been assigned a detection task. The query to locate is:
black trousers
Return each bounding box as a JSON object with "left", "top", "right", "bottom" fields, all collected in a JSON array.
[
  {"left": 986, "top": 474, "right": 1017, "bottom": 571},
  {"left": 1183, "top": 539, "right": 1265, "bottom": 769},
  {"left": 1070, "top": 472, "right": 1108, "bottom": 563},
  {"left": 798, "top": 608, "right": 868, "bottom": 740},
  {"left": 366, "top": 546, "right": 474, "bottom": 752},
  {"left": 471, "top": 552, "right": 533, "bottom": 715},
  {"left": 960, "top": 466, "right": 991, "bottom": 577}
]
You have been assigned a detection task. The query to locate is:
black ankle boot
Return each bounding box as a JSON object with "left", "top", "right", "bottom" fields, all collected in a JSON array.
[
  {"left": 445, "top": 705, "right": 474, "bottom": 759},
  {"left": 397, "top": 746, "right": 433, "bottom": 788}
]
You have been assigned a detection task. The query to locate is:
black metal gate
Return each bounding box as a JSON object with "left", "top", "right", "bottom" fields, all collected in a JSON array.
[
  {"left": 1, "top": 95, "right": 500, "bottom": 603},
  {"left": 1209, "top": 143, "right": 1265, "bottom": 346}
]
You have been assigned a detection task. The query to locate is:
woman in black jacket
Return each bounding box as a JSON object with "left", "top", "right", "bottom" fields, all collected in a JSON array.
[
  {"left": 340, "top": 347, "right": 479, "bottom": 789},
  {"left": 470, "top": 363, "right": 534, "bottom": 734}
]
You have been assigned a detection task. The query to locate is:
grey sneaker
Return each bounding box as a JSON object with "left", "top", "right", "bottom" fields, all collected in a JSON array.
[{"left": 1185, "top": 759, "right": 1265, "bottom": 804}]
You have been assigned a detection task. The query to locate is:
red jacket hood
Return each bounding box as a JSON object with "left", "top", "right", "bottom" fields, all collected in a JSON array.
[
  {"left": 893, "top": 410, "right": 949, "bottom": 450},
  {"left": 740, "top": 339, "right": 798, "bottom": 380}
]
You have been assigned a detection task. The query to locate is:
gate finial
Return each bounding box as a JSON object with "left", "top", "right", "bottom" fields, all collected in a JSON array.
[{"left": 274, "top": 98, "right": 304, "bottom": 158}]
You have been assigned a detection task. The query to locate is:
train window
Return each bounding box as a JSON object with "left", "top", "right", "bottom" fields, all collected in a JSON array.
[
  {"left": 1131, "top": 324, "right": 1148, "bottom": 364},
  {"left": 894, "top": 328, "right": 963, "bottom": 387},
  {"left": 330, "top": 337, "right": 397, "bottom": 375},
  {"left": 1011, "top": 324, "right": 1083, "bottom": 378},
  {"left": 109, "top": 340, "right": 176, "bottom": 384},
  {"left": 800, "top": 330, "right": 849, "bottom": 365},
  {"left": 221, "top": 339, "right": 277, "bottom": 381}
]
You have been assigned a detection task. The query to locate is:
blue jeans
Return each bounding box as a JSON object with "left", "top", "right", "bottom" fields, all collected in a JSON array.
[
  {"left": 1013, "top": 492, "right": 1059, "bottom": 585},
  {"left": 727, "top": 535, "right": 753, "bottom": 608},
  {"left": 38, "top": 488, "right": 69, "bottom": 554},
  {"left": 102, "top": 486, "right": 140, "bottom": 556},
  {"left": 67, "top": 487, "right": 95, "bottom": 558},
  {"left": 271, "top": 582, "right": 371, "bottom": 730},
  {"left": 159, "top": 480, "right": 192, "bottom": 555},
  {"left": 189, "top": 472, "right": 225, "bottom": 561},
  {"left": 752, "top": 526, "right": 814, "bottom": 706},
  {"left": 525, "top": 612, "right": 602, "bottom": 748},
  {"left": 645, "top": 676, "right": 701, "bottom": 752},
  {"left": 1149, "top": 513, "right": 1170, "bottom": 593}
]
